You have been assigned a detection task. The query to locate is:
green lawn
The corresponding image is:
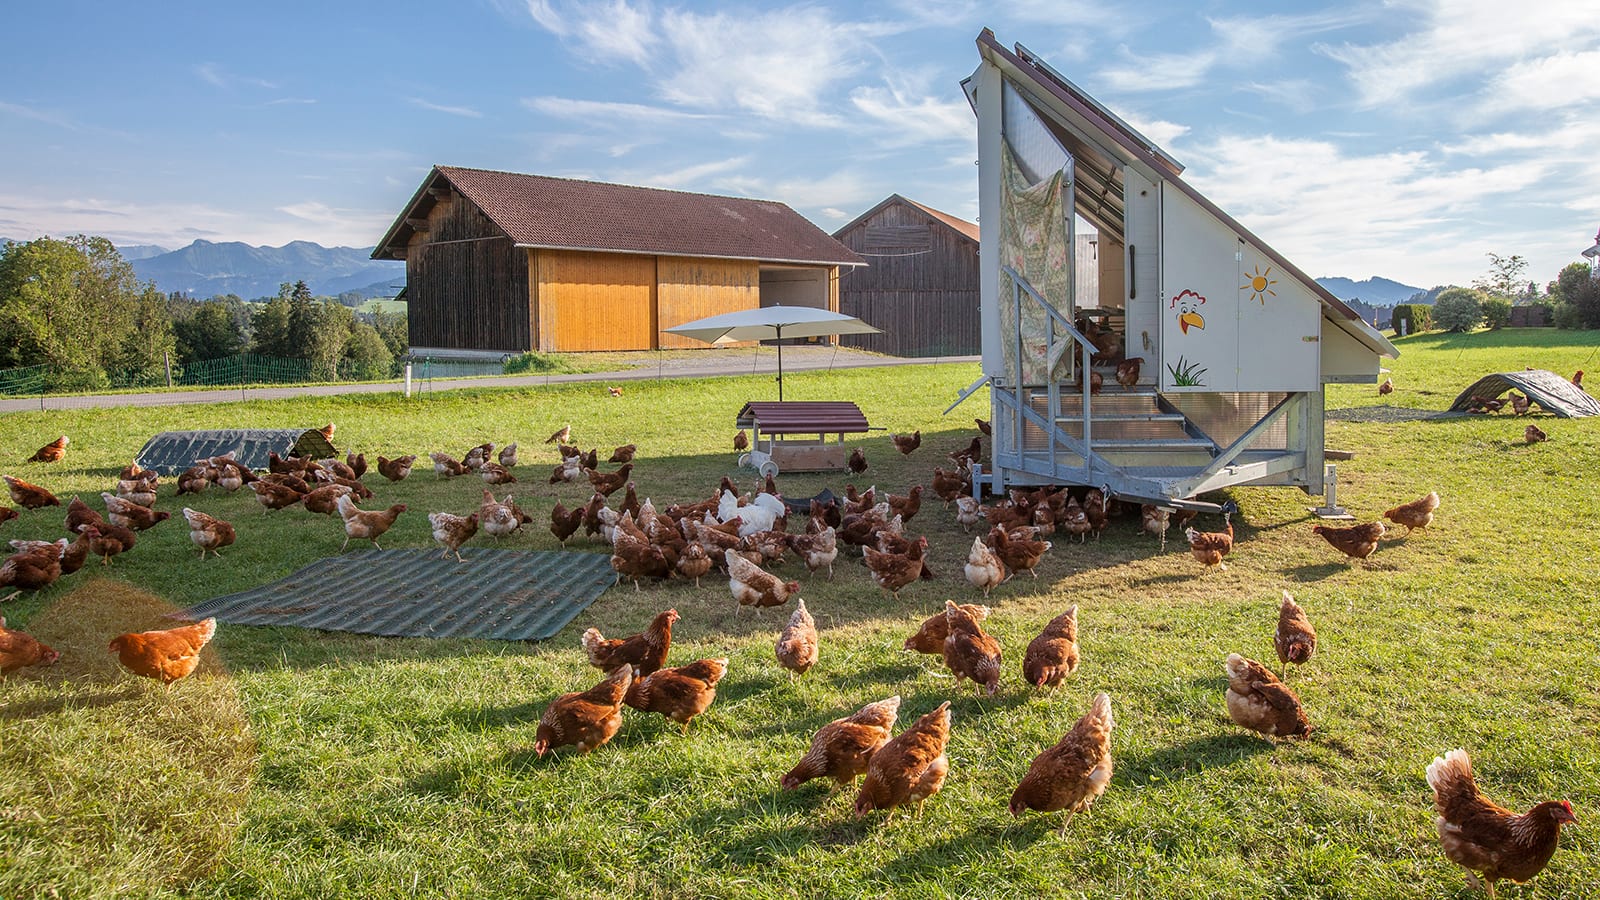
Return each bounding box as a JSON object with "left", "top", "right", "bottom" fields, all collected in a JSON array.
[{"left": 1, "top": 328, "right": 1596, "bottom": 898}]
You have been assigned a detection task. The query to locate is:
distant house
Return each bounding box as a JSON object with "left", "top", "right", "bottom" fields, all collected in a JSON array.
[
  {"left": 373, "top": 166, "right": 864, "bottom": 355},
  {"left": 832, "top": 194, "right": 982, "bottom": 357}
]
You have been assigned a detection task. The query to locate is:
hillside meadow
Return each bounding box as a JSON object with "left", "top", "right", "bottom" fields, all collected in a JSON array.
[{"left": 0, "top": 328, "right": 1596, "bottom": 898}]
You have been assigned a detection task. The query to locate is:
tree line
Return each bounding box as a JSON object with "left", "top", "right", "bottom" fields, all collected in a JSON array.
[
  {"left": 0, "top": 235, "right": 407, "bottom": 390},
  {"left": 1404, "top": 253, "right": 1600, "bottom": 333}
]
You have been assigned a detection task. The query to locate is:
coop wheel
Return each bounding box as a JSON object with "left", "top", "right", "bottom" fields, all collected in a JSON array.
[
  {"left": 758, "top": 461, "right": 779, "bottom": 479},
  {"left": 737, "top": 453, "right": 751, "bottom": 468}
]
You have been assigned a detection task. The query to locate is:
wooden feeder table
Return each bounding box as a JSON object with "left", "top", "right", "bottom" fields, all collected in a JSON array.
[{"left": 735, "top": 401, "right": 871, "bottom": 476}]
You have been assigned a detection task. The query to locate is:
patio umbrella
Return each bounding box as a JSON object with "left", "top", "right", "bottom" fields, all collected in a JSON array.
[{"left": 664, "top": 305, "right": 881, "bottom": 400}]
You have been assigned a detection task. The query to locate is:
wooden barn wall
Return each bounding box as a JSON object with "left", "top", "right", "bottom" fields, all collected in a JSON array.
[
  {"left": 406, "top": 194, "right": 529, "bottom": 351},
  {"left": 836, "top": 201, "right": 981, "bottom": 356},
  {"left": 533, "top": 250, "right": 657, "bottom": 351},
  {"left": 656, "top": 256, "right": 760, "bottom": 349}
]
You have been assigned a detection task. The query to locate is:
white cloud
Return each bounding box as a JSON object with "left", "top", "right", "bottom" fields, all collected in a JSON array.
[
  {"left": 408, "top": 98, "right": 484, "bottom": 118},
  {"left": 1099, "top": 9, "right": 1371, "bottom": 93},
  {"left": 195, "top": 62, "right": 227, "bottom": 88},
  {"left": 610, "top": 156, "right": 753, "bottom": 192},
  {"left": 849, "top": 79, "right": 974, "bottom": 147},
  {"left": 1487, "top": 49, "right": 1600, "bottom": 112},
  {"left": 1316, "top": 0, "right": 1600, "bottom": 109},
  {"left": 522, "top": 96, "right": 719, "bottom": 125},
  {"left": 1118, "top": 112, "right": 1190, "bottom": 151},
  {"left": 573, "top": 0, "right": 659, "bottom": 67},
  {"left": 1182, "top": 133, "right": 1551, "bottom": 285}
]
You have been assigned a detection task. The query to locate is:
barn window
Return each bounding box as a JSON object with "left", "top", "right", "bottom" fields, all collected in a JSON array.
[{"left": 863, "top": 225, "right": 931, "bottom": 253}]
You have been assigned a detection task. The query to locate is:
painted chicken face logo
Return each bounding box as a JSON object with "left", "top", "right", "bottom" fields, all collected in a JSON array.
[{"left": 1171, "top": 289, "right": 1206, "bottom": 334}]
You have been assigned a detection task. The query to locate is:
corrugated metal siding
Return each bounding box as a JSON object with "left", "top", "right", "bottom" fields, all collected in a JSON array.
[
  {"left": 135, "top": 429, "right": 305, "bottom": 475},
  {"left": 183, "top": 548, "right": 617, "bottom": 641}
]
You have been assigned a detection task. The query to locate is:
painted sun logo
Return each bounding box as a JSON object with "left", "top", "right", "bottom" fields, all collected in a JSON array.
[{"left": 1242, "top": 264, "right": 1277, "bottom": 304}]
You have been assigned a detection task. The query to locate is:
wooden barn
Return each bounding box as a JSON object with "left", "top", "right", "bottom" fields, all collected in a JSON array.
[
  {"left": 372, "top": 166, "right": 865, "bottom": 355},
  {"left": 832, "top": 195, "right": 981, "bottom": 357},
  {"left": 963, "top": 31, "right": 1399, "bottom": 507}
]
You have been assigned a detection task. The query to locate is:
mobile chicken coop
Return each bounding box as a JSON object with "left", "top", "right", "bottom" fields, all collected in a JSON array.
[{"left": 958, "top": 31, "right": 1398, "bottom": 508}]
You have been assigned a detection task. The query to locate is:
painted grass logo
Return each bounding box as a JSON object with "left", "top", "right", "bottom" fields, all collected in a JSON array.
[{"left": 1168, "top": 355, "right": 1208, "bottom": 387}]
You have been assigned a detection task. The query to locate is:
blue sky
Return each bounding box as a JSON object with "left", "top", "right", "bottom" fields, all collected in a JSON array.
[{"left": 2, "top": 0, "right": 1597, "bottom": 289}]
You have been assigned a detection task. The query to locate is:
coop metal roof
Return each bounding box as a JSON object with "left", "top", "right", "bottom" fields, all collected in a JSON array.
[
  {"left": 135, "top": 429, "right": 307, "bottom": 476},
  {"left": 374, "top": 166, "right": 867, "bottom": 268},
  {"left": 182, "top": 548, "right": 617, "bottom": 641},
  {"left": 1449, "top": 370, "right": 1600, "bottom": 417}
]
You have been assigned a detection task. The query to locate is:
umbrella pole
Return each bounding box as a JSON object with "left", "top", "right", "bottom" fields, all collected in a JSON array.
[{"left": 777, "top": 326, "right": 784, "bottom": 401}]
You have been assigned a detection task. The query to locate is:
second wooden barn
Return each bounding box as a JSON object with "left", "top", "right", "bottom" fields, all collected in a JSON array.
[{"left": 373, "top": 166, "right": 865, "bottom": 355}]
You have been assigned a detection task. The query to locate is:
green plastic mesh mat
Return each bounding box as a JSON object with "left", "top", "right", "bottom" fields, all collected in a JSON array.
[
  {"left": 134, "top": 429, "right": 336, "bottom": 475},
  {"left": 182, "top": 548, "right": 617, "bottom": 641}
]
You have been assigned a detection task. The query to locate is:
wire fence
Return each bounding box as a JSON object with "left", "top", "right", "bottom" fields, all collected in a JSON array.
[{"left": 0, "top": 352, "right": 522, "bottom": 412}]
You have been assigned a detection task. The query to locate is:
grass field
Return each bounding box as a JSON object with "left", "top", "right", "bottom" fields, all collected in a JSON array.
[{"left": 1, "top": 328, "right": 1596, "bottom": 898}]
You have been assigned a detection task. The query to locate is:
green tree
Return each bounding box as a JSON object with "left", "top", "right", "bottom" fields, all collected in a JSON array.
[
  {"left": 249, "top": 296, "right": 293, "bottom": 357},
  {"left": 1473, "top": 253, "right": 1528, "bottom": 300},
  {"left": 174, "top": 300, "right": 247, "bottom": 362},
  {"left": 111, "top": 284, "right": 176, "bottom": 377},
  {"left": 342, "top": 321, "right": 393, "bottom": 380},
  {"left": 371, "top": 309, "right": 408, "bottom": 361},
  {"left": 307, "top": 299, "right": 352, "bottom": 380},
  {"left": 285, "top": 280, "right": 319, "bottom": 357},
  {"left": 0, "top": 235, "right": 173, "bottom": 380},
  {"left": 1432, "top": 287, "right": 1486, "bottom": 332},
  {"left": 1480, "top": 296, "right": 1511, "bottom": 330}
]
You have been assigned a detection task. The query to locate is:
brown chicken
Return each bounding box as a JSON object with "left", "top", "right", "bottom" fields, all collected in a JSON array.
[
  {"left": 581, "top": 608, "right": 676, "bottom": 676},
  {"left": 1, "top": 615, "right": 60, "bottom": 674},
  {"left": 785, "top": 526, "right": 838, "bottom": 580},
  {"left": 1524, "top": 423, "right": 1547, "bottom": 444},
  {"left": 477, "top": 462, "right": 516, "bottom": 485},
  {"left": 1378, "top": 377, "right": 1394, "bottom": 395},
  {"left": 962, "top": 536, "right": 1006, "bottom": 598},
  {"left": 1059, "top": 496, "right": 1091, "bottom": 543},
  {"left": 673, "top": 542, "right": 713, "bottom": 587},
  {"left": 775, "top": 598, "right": 819, "bottom": 676},
  {"left": 930, "top": 467, "right": 968, "bottom": 506},
  {"left": 1009, "top": 692, "right": 1114, "bottom": 832},
  {"left": 943, "top": 599, "right": 1002, "bottom": 695},
  {"left": 607, "top": 444, "right": 637, "bottom": 464},
  {"left": 854, "top": 701, "right": 952, "bottom": 820},
  {"left": 429, "top": 451, "right": 467, "bottom": 479},
  {"left": 1426, "top": 748, "right": 1577, "bottom": 898},
  {"left": 1508, "top": 392, "right": 1530, "bottom": 416},
  {"left": 733, "top": 430, "right": 749, "bottom": 452},
  {"left": 548, "top": 500, "right": 583, "bottom": 545},
  {"left": 864, "top": 536, "right": 928, "bottom": 600},
  {"left": 1, "top": 539, "right": 63, "bottom": 598},
  {"left": 65, "top": 495, "right": 105, "bottom": 536},
  {"left": 726, "top": 549, "right": 800, "bottom": 612},
  {"left": 625, "top": 657, "right": 728, "bottom": 734},
  {"left": 954, "top": 496, "right": 984, "bottom": 533},
  {"left": 1312, "top": 520, "right": 1385, "bottom": 563},
  {"left": 1114, "top": 358, "right": 1142, "bottom": 389},
  {"left": 301, "top": 483, "right": 353, "bottom": 516},
  {"left": 115, "top": 475, "right": 159, "bottom": 507},
  {"left": 782, "top": 696, "right": 900, "bottom": 791},
  {"left": 428, "top": 511, "right": 478, "bottom": 562},
  {"left": 344, "top": 451, "right": 367, "bottom": 479},
  {"left": 892, "top": 431, "right": 921, "bottom": 455},
  {"left": 376, "top": 454, "right": 416, "bottom": 482},
  {"left": 847, "top": 448, "right": 868, "bottom": 475},
  {"left": 182, "top": 508, "right": 236, "bottom": 559},
  {"left": 28, "top": 435, "right": 69, "bottom": 463},
  {"left": 1384, "top": 491, "right": 1439, "bottom": 535},
  {"left": 886, "top": 486, "right": 923, "bottom": 525},
  {"left": 1224, "top": 653, "right": 1311, "bottom": 739},
  {"left": 1023, "top": 605, "right": 1081, "bottom": 688},
  {"left": 533, "top": 666, "right": 631, "bottom": 756},
  {"left": 609, "top": 528, "right": 674, "bottom": 591},
  {"left": 986, "top": 526, "right": 1051, "bottom": 579},
  {"left": 81, "top": 523, "right": 137, "bottom": 566},
  {"left": 56, "top": 529, "right": 91, "bottom": 575},
  {"left": 496, "top": 443, "right": 518, "bottom": 468},
  {"left": 318, "top": 422, "right": 337, "bottom": 442},
  {"left": 99, "top": 492, "right": 169, "bottom": 531},
  {"left": 0, "top": 506, "right": 17, "bottom": 526},
  {"left": 588, "top": 463, "right": 634, "bottom": 497},
  {"left": 1185, "top": 501, "right": 1239, "bottom": 571},
  {"left": 335, "top": 494, "right": 406, "bottom": 551},
  {"left": 4, "top": 475, "right": 59, "bottom": 509},
  {"left": 975, "top": 418, "right": 992, "bottom": 437},
  {"left": 109, "top": 618, "right": 216, "bottom": 686},
  {"left": 249, "top": 479, "right": 304, "bottom": 513},
  {"left": 175, "top": 465, "right": 212, "bottom": 496},
  {"left": 1273, "top": 591, "right": 1317, "bottom": 677},
  {"left": 545, "top": 424, "right": 571, "bottom": 445},
  {"left": 903, "top": 603, "right": 988, "bottom": 654}
]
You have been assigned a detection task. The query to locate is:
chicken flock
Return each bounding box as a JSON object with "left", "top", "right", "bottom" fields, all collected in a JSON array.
[{"left": 0, "top": 410, "right": 1577, "bottom": 896}]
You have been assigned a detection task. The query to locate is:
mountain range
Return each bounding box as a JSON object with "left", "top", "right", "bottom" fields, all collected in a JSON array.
[
  {"left": 126, "top": 240, "right": 403, "bottom": 300},
  {"left": 5, "top": 234, "right": 1426, "bottom": 308}
]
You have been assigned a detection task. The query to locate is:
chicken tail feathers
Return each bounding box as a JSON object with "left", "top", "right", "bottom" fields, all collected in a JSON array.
[{"left": 1426, "top": 748, "right": 1478, "bottom": 814}]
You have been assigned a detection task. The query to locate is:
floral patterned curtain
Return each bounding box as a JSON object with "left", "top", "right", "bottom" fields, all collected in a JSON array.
[{"left": 999, "top": 139, "right": 1073, "bottom": 384}]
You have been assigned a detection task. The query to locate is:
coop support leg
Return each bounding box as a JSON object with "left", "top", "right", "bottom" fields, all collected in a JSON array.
[{"left": 1309, "top": 463, "right": 1351, "bottom": 519}]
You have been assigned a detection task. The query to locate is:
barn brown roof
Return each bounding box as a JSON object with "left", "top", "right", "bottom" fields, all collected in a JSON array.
[
  {"left": 374, "top": 165, "right": 864, "bottom": 267},
  {"left": 833, "top": 193, "right": 980, "bottom": 245}
]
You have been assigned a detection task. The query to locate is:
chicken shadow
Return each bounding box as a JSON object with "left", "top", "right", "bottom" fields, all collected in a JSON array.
[
  {"left": 439, "top": 698, "right": 548, "bottom": 733},
  {"left": 680, "top": 786, "right": 878, "bottom": 857},
  {"left": 1117, "top": 733, "right": 1274, "bottom": 786},
  {"left": 1284, "top": 562, "right": 1353, "bottom": 582},
  {"left": 0, "top": 684, "right": 143, "bottom": 720}
]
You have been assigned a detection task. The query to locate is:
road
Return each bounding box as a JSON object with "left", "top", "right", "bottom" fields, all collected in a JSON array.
[{"left": 0, "top": 348, "right": 979, "bottom": 413}]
